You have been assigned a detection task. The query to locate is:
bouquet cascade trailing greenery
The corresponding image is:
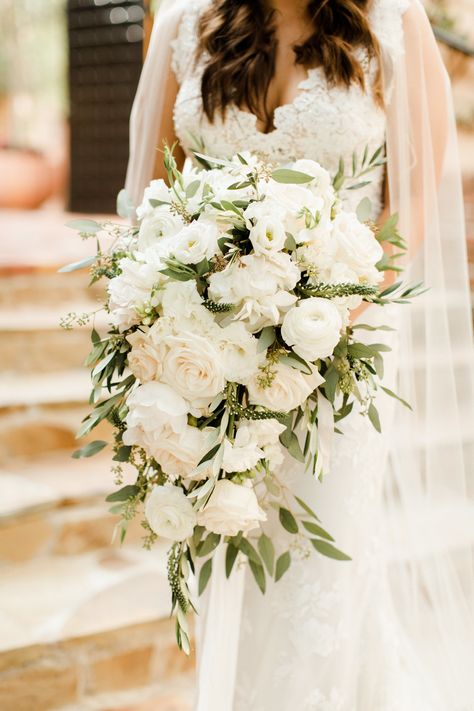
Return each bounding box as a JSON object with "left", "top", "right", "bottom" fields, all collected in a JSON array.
[{"left": 61, "top": 145, "right": 421, "bottom": 653}]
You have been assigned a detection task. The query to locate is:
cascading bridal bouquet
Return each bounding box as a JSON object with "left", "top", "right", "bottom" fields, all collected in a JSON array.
[{"left": 61, "top": 146, "right": 421, "bottom": 653}]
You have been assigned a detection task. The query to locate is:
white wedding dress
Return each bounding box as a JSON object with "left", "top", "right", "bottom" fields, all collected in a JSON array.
[{"left": 125, "top": 1, "right": 474, "bottom": 709}]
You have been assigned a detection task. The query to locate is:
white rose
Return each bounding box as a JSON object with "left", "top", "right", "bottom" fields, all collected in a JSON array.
[
  {"left": 281, "top": 297, "right": 343, "bottom": 362},
  {"left": 222, "top": 426, "right": 265, "bottom": 473},
  {"left": 138, "top": 207, "right": 184, "bottom": 251},
  {"left": 126, "top": 330, "right": 162, "bottom": 382},
  {"left": 197, "top": 479, "right": 266, "bottom": 536},
  {"left": 246, "top": 362, "right": 324, "bottom": 412},
  {"left": 333, "top": 212, "right": 384, "bottom": 282},
  {"left": 145, "top": 485, "right": 196, "bottom": 542},
  {"left": 161, "top": 280, "right": 216, "bottom": 334},
  {"left": 169, "top": 219, "right": 220, "bottom": 265},
  {"left": 217, "top": 321, "right": 262, "bottom": 383},
  {"left": 160, "top": 333, "right": 226, "bottom": 410},
  {"left": 107, "top": 256, "right": 164, "bottom": 331},
  {"left": 123, "top": 382, "right": 188, "bottom": 453},
  {"left": 136, "top": 179, "right": 172, "bottom": 220},
  {"left": 248, "top": 215, "right": 287, "bottom": 254},
  {"left": 151, "top": 425, "right": 209, "bottom": 479}
]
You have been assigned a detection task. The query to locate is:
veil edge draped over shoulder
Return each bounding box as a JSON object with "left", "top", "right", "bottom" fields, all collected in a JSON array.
[{"left": 125, "top": 1, "right": 474, "bottom": 708}]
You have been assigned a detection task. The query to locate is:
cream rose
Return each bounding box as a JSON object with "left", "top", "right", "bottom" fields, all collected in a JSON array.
[
  {"left": 145, "top": 485, "right": 196, "bottom": 542},
  {"left": 160, "top": 333, "right": 226, "bottom": 409},
  {"left": 126, "top": 330, "right": 162, "bottom": 383},
  {"left": 246, "top": 362, "right": 324, "bottom": 412},
  {"left": 151, "top": 425, "right": 209, "bottom": 479},
  {"left": 333, "top": 212, "right": 384, "bottom": 282},
  {"left": 281, "top": 297, "right": 343, "bottom": 362},
  {"left": 197, "top": 479, "right": 266, "bottom": 536}
]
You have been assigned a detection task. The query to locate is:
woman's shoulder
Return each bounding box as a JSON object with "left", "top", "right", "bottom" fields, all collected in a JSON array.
[{"left": 169, "top": 0, "right": 211, "bottom": 84}]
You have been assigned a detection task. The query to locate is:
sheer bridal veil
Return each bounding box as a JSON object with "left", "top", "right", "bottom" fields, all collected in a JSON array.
[{"left": 125, "top": 1, "right": 474, "bottom": 708}]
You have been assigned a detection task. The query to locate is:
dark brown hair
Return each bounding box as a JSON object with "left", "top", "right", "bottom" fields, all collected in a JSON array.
[{"left": 197, "top": 0, "right": 383, "bottom": 131}]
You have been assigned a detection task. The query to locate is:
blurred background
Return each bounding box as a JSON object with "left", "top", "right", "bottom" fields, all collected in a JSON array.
[{"left": 0, "top": 1, "right": 472, "bottom": 710}]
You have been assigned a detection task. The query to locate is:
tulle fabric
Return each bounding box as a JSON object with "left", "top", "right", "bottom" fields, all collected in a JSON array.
[{"left": 125, "top": 1, "right": 474, "bottom": 708}]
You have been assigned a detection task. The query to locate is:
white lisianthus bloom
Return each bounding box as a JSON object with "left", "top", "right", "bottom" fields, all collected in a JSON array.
[
  {"left": 145, "top": 484, "right": 196, "bottom": 542},
  {"left": 168, "top": 219, "right": 220, "bottom": 265},
  {"left": 208, "top": 253, "right": 299, "bottom": 333},
  {"left": 160, "top": 332, "right": 226, "bottom": 410},
  {"left": 138, "top": 206, "right": 184, "bottom": 251},
  {"left": 123, "top": 382, "right": 188, "bottom": 453},
  {"left": 136, "top": 179, "right": 172, "bottom": 220},
  {"left": 333, "top": 212, "right": 384, "bottom": 283},
  {"left": 107, "top": 256, "right": 165, "bottom": 331},
  {"left": 126, "top": 329, "right": 162, "bottom": 383},
  {"left": 246, "top": 362, "right": 324, "bottom": 412},
  {"left": 292, "top": 159, "right": 335, "bottom": 209},
  {"left": 281, "top": 297, "right": 343, "bottom": 362},
  {"left": 197, "top": 479, "right": 266, "bottom": 536},
  {"left": 244, "top": 198, "right": 287, "bottom": 229},
  {"left": 151, "top": 424, "right": 209, "bottom": 479},
  {"left": 217, "top": 321, "right": 262, "bottom": 383},
  {"left": 248, "top": 215, "right": 287, "bottom": 254},
  {"left": 263, "top": 180, "right": 325, "bottom": 234},
  {"left": 222, "top": 426, "right": 265, "bottom": 473}
]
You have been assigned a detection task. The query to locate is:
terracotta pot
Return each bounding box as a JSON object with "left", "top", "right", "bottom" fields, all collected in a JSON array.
[{"left": 0, "top": 147, "right": 55, "bottom": 209}]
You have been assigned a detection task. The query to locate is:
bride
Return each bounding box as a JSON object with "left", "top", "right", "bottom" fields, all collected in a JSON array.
[{"left": 125, "top": 1, "right": 474, "bottom": 709}]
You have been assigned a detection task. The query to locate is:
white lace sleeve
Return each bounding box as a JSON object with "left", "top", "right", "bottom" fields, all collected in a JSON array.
[{"left": 170, "top": 1, "right": 208, "bottom": 85}]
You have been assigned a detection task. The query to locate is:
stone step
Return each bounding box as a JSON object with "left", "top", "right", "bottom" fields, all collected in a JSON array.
[
  {"left": 0, "top": 304, "right": 109, "bottom": 374},
  {"left": 0, "top": 451, "right": 143, "bottom": 563},
  {"left": 0, "top": 551, "right": 194, "bottom": 711},
  {"left": 0, "top": 267, "right": 105, "bottom": 308},
  {"left": 0, "top": 369, "right": 91, "bottom": 410}
]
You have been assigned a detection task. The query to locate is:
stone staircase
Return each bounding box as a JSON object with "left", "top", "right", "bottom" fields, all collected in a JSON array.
[{"left": 0, "top": 211, "right": 194, "bottom": 711}]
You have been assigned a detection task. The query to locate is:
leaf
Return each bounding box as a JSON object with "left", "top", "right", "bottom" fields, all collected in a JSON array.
[
  {"left": 302, "top": 520, "right": 334, "bottom": 541},
  {"left": 197, "top": 532, "right": 221, "bottom": 557},
  {"left": 356, "top": 196, "right": 372, "bottom": 222},
  {"left": 116, "top": 189, "right": 135, "bottom": 219},
  {"left": 239, "top": 537, "right": 261, "bottom": 564},
  {"left": 275, "top": 551, "right": 291, "bottom": 581},
  {"left": 332, "top": 156, "right": 345, "bottom": 191},
  {"left": 225, "top": 543, "right": 239, "bottom": 578},
  {"left": 72, "top": 440, "right": 107, "bottom": 459},
  {"left": 105, "top": 484, "right": 140, "bottom": 502},
  {"left": 185, "top": 180, "right": 201, "bottom": 198},
  {"left": 279, "top": 507, "right": 299, "bottom": 534},
  {"left": 352, "top": 324, "right": 395, "bottom": 332},
  {"left": 279, "top": 429, "right": 305, "bottom": 463},
  {"left": 195, "top": 258, "right": 210, "bottom": 276},
  {"left": 279, "top": 352, "right": 312, "bottom": 375},
  {"left": 258, "top": 533, "right": 275, "bottom": 575},
  {"left": 271, "top": 168, "right": 314, "bottom": 184},
  {"left": 113, "top": 445, "right": 132, "bottom": 462},
  {"left": 311, "top": 539, "right": 351, "bottom": 561},
  {"left": 158, "top": 268, "right": 195, "bottom": 282},
  {"left": 91, "top": 351, "right": 115, "bottom": 378},
  {"left": 284, "top": 232, "right": 297, "bottom": 251},
  {"left": 294, "top": 495, "right": 321, "bottom": 521},
  {"left": 249, "top": 559, "right": 266, "bottom": 593},
  {"left": 323, "top": 365, "right": 339, "bottom": 403},
  {"left": 66, "top": 218, "right": 101, "bottom": 233},
  {"left": 58, "top": 255, "right": 96, "bottom": 273},
  {"left": 198, "top": 558, "right": 213, "bottom": 595},
  {"left": 368, "top": 402, "right": 381, "bottom": 433},
  {"left": 258, "top": 326, "right": 276, "bottom": 353},
  {"left": 380, "top": 386, "right": 412, "bottom": 410},
  {"left": 197, "top": 442, "right": 221, "bottom": 467},
  {"left": 347, "top": 343, "right": 377, "bottom": 359}
]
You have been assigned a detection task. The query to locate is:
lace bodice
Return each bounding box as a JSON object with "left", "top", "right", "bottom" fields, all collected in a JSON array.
[{"left": 171, "top": 0, "right": 409, "bottom": 218}]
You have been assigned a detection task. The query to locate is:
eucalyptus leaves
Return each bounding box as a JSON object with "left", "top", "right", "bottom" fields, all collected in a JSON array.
[{"left": 62, "top": 145, "right": 419, "bottom": 654}]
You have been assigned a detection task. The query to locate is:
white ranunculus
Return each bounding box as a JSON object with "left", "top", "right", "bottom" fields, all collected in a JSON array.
[
  {"left": 145, "top": 485, "right": 196, "bottom": 542},
  {"left": 333, "top": 212, "right": 384, "bottom": 282},
  {"left": 217, "top": 321, "right": 262, "bottom": 383},
  {"left": 197, "top": 479, "right": 266, "bottom": 536},
  {"left": 126, "top": 329, "right": 162, "bottom": 383},
  {"left": 169, "top": 219, "right": 220, "bottom": 265},
  {"left": 107, "top": 256, "right": 165, "bottom": 331},
  {"left": 281, "top": 297, "right": 343, "bottom": 362},
  {"left": 123, "top": 382, "right": 188, "bottom": 452},
  {"left": 222, "top": 426, "right": 265, "bottom": 473},
  {"left": 151, "top": 425, "right": 209, "bottom": 479},
  {"left": 246, "top": 362, "right": 324, "bottom": 412},
  {"left": 248, "top": 215, "right": 287, "bottom": 254},
  {"left": 160, "top": 332, "right": 226, "bottom": 410},
  {"left": 138, "top": 206, "right": 184, "bottom": 251}
]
